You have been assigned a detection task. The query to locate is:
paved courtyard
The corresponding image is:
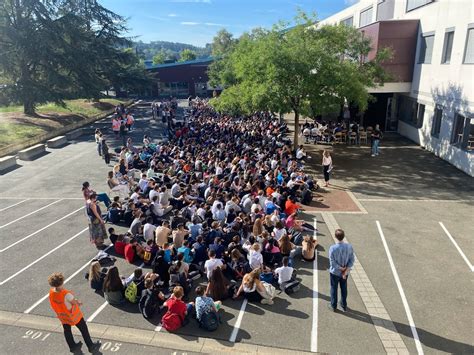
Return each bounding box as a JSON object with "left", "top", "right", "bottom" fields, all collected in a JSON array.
[{"left": 0, "top": 101, "right": 473, "bottom": 354}]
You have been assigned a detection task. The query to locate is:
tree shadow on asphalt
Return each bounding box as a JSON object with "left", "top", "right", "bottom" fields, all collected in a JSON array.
[{"left": 316, "top": 290, "right": 473, "bottom": 353}]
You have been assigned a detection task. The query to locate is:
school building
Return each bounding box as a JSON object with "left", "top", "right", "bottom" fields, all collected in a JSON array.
[{"left": 318, "top": 0, "right": 473, "bottom": 175}]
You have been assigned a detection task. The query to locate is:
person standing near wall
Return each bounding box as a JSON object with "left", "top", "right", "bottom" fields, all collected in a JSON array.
[{"left": 48, "top": 272, "right": 101, "bottom": 353}]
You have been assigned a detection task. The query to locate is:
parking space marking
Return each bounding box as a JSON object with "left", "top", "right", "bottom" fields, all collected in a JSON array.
[
  {"left": 24, "top": 245, "right": 114, "bottom": 314},
  {"left": 0, "top": 197, "right": 83, "bottom": 200},
  {"left": 229, "top": 299, "right": 248, "bottom": 343},
  {"left": 87, "top": 263, "right": 145, "bottom": 323},
  {"left": 439, "top": 222, "right": 474, "bottom": 272},
  {"left": 0, "top": 227, "right": 88, "bottom": 286},
  {"left": 311, "top": 218, "right": 318, "bottom": 353},
  {"left": 1, "top": 206, "right": 84, "bottom": 253},
  {"left": 322, "top": 213, "right": 410, "bottom": 354},
  {"left": 376, "top": 221, "right": 424, "bottom": 355},
  {"left": 0, "top": 199, "right": 63, "bottom": 230},
  {"left": 0, "top": 199, "right": 29, "bottom": 212},
  {"left": 358, "top": 199, "right": 473, "bottom": 203}
]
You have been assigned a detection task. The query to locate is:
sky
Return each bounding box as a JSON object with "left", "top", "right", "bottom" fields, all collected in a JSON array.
[{"left": 99, "top": 0, "right": 359, "bottom": 47}]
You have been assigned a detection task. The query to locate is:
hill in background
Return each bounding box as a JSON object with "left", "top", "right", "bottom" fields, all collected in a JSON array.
[{"left": 134, "top": 40, "right": 212, "bottom": 62}]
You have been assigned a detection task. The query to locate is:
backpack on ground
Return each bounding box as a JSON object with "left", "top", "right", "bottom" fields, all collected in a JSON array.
[
  {"left": 281, "top": 280, "right": 301, "bottom": 294},
  {"left": 143, "top": 247, "right": 152, "bottom": 264},
  {"left": 259, "top": 272, "right": 274, "bottom": 284},
  {"left": 161, "top": 311, "right": 183, "bottom": 332},
  {"left": 199, "top": 311, "right": 219, "bottom": 331},
  {"left": 125, "top": 281, "right": 138, "bottom": 303}
]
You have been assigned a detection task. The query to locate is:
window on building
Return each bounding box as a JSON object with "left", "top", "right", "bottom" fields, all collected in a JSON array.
[
  {"left": 431, "top": 107, "right": 442, "bottom": 137},
  {"left": 359, "top": 7, "right": 373, "bottom": 28},
  {"left": 398, "top": 96, "right": 425, "bottom": 128},
  {"left": 406, "top": 0, "right": 434, "bottom": 12},
  {"left": 441, "top": 31, "right": 455, "bottom": 64},
  {"left": 418, "top": 34, "right": 434, "bottom": 64},
  {"left": 463, "top": 28, "right": 474, "bottom": 64},
  {"left": 377, "top": 0, "right": 395, "bottom": 21},
  {"left": 451, "top": 114, "right": 465, "bottom": 145},
  {"left": 340, "top": 16, "right": 353, "bottom": 27}
]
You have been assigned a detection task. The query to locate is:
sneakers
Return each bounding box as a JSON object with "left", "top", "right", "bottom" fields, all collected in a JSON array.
[
  {"left": 70, "top": 341, "right": 82, "bottom": 353},
  {"left": 327, "top": 303, "right": 336, "bottom": 312},
  {"left": 88, "top": 341, "right": 101, "bottom": 353},
  {"left": 261, "top": 298, "right": 274, "bottom": 305},
  {"left": 339, "top": 303, "right": 347, "bottom": 312}
]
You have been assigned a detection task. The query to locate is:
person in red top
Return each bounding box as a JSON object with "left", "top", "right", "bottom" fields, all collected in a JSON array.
[
  {"left": 48, "top": 272, "right": 100, "bottom": 353},
  {"left": 284, "top": 196, "right": 301, "bottom": 216},
  {"left": 114, "top": 234, "right": 126, "bottom": 256},
  {"left": 161, "top": 286, "right": 194, "bottom": 331}
]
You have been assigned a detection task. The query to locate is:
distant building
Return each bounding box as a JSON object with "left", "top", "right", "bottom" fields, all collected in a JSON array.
[
  {"left": 145, "top": 57, "right": 220, "bottom": 98},
  {"left": 318, "top": 0, "right": 473, "bottom": 176}
]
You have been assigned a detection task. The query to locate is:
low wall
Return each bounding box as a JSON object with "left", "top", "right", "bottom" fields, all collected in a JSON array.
[{"left": 0, "top": 100, "right": 134, "bottom": 158}]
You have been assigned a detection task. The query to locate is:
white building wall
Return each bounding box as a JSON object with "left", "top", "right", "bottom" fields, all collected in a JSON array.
[{"left": 318, "top": 0, "right": 474, "bottom": 176}]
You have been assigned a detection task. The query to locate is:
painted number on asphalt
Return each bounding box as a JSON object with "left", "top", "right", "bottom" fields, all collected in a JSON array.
[
  {"left": 101, "top": 342, "right": 122, "bottom": 352},
  {"left": 22, "top": 330, "right": 51, "bottom": 341}
]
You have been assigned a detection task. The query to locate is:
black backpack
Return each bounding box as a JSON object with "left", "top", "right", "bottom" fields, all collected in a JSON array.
[
  {"left": 199, "top": 311, "right": 219, "bottom": 331},
  {"left": 139, "top": 289, "right": 157, "bottom": 319},
  {"left": 281, "top": 280, "right": 301, "bottom": 294}
]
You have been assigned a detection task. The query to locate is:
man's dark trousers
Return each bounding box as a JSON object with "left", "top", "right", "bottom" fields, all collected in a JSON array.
[{"left": 330, "top": 272, "right": 347, "bottom": 310}]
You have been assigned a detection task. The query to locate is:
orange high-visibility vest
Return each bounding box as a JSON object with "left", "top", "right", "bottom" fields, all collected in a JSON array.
[
  {"left": 126, "top": 115, "right": 133, "bottom": 125},
  {"left": 112, "top": 119, "right": 120, "bottom": 131},
  {"left": 49, "top": 288, "right": 83, "bottom": 325}
]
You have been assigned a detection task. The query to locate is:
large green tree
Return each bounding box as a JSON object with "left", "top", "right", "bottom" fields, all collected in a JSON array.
[
  {"left": 210, "top": 13, "right": 391, "bottom": 148},
  {"left": 0, "top": 0, "right": 147, "bottom": 114},
  {"left": 211, "top": 29, "right": 236, "bottom": 57}
]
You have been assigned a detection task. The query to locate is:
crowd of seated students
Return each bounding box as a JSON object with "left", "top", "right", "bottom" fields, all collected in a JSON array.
[{"left": 84, "top": 99, "right": 319, "bottom": 331}]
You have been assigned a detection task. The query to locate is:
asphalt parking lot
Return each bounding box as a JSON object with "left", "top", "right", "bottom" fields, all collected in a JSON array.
[{"left": 0, "top": 101, "right": 472, "bottom": 354}]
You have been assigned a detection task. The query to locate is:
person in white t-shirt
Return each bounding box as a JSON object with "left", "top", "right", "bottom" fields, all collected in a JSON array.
[
  {"left": 204, "top": 249, "right": 224, "bottom": 279},
  {"left": 143, "top": 217, "right": 157, "bottom": 242},
  {"left": 274, "top": 257, "right": 294, "bottom": 285},
  {"left": 248, "top": 243, "right": 264, "bottom": 270}
]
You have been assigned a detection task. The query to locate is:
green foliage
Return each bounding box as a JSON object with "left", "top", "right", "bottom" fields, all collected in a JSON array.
[
  {"left": 210, "top": 12, "right": 391, "bottom": 147},
  {"left": 134, "top": 40, "right": 211, "bottom": 61},
  {"left": 179, "top": 49, "right": 197, "bottom": 62},
  {"left": 152, "top": 51, "right": 167, "bottom": 65},
  {"left": 211, "top": 29, "right": 236, "bottom": 56},
  {"left": 0, "top": 0, "right": 149, "bottom": 114}
]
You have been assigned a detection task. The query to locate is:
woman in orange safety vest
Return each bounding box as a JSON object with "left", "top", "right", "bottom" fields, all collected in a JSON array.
[
  {"left": 48, "top": 272, "right": 100, "bottom": 353},
  {"left": 112, "top": 117, "right": 120, "bottom": 136}
]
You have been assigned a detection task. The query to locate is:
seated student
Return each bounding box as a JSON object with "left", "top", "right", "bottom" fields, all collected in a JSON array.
[
  {"left": 192, "top": 236, "right": 207, "bottom": 266},
  {"left": 114, "top": 234, "right": 127, "bottom": 256},
  {"left": 124, "top": 238, "right": 145, "bottom": 264},
  {"left": 139, "top": 277, "right": 166, "bottom": 319},
  {"left": 272, "top": 221, "right": 287, "bottom": 241},
  {"left": 143, "top": 217, "right": 157, "bottom": 243},
  {"left": 85, "top": 261, "right": 107, "bottom": 292},
  {"left": 233, "top": 269, "right": 273, "bottom": 305},
  {"left": 108, "top": 227, "right": 119, "bottom": 245},
  {"left": 229, "top": 249, "right": 250, "bottom": 281},
  {"left": 162, "top": 242, "right": 173, "bottom": 264},
  {"left": 107, "top": 203, "right": 122, "bottom": 224},
  {"left": 274, "top": 257, "right": 294, "bottom": 287},
  {"left": 103, "top": 266, "right": 125, "bottom": 305},
  {"left": 123, "top": 268, "right": 145, "bottom": 288},
  {"left": 209, "top": 237, "right": 225, "bottom": 259},
  {"left": 279, "top": 234, "right": 296, "bottom": 259},
  {"left": 302, "top": 235, "right": 318, "bottom": 262},
  {"left": 204, "top": 250, "right": 224, "bottom": 279},
  {"left": 206, "top": 266, "right": 232, "bottom": 301},
  {"left": 177, "top": 240, "right": 194, "bottom": 264},
  {"left": 195, "top": 286, "right": 221, "bottom": 328},
  {"left": 264, "top": 238, "right": 282, "bottom": 266},
  {"left": 161, "top": 286, "right": 194, "bottom": 332},
  {"left": 248, "top": 243, "right": 264, "bottom": 270},
  {"left": 152, "top": 251, "right": 170, "bottom": 287}
]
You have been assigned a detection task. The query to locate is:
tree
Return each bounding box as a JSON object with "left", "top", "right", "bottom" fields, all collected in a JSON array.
[
  {"left": 0, "top": 0, "right": 146, "bottom": 114},
  {"left": 211, "top": 29, "right": 236, "bottom": 56},
  {"left": 152, "top": 51, "right": 167, "bottom": 65},
  {"left": 210, "top": 13, "right": 391, "bottom": 148},
  {"left": 179, "top": 49, "right": 197, "bottom": 62}
]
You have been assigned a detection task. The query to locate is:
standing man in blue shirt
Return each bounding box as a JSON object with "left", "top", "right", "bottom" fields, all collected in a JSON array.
[{"left": 328, "top": 229, "right": 354, "bottom": 312}]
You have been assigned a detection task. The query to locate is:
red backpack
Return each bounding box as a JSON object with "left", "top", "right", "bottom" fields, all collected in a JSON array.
[{"left": 161, "top": 311, "right": 183, "bottom": 332}]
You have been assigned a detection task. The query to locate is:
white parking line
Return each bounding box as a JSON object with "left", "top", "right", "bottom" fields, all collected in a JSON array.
[
  {"left": 1, "top": 206, "right": 84, "bottom": 253},
  {"left": 87, "top": 263, "right": 145, "bottom": 323},
  {"left": 311, "top": 217, "right": 319, "bottom": 353},
  {"left": 0, "top": 199, "right": 63, "bottom": 230},
  {"left": 24, "top": 245, "right": 113, "bottom": 314},
  {"left": 0, "top": 227, "right": 88, "bottom": 286},
  {"left": 439, "top": 222, "right": 474, "bottom": 272},
  {"left": 0, "top": 199, "right": 29, "bottom": 212},
  {"left": 376, "top": 221, "right": 424, "bottom": 355},
  {"left": 0, "top": 197, "right": 83, "bottom": 200},
  {"left": 229, "top": 299, "right": 248, "bottom": 343}
]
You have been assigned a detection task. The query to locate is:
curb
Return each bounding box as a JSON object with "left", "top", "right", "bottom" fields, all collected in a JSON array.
[{"left": 0, "top": 310, "right": 318, "bottom": 354}]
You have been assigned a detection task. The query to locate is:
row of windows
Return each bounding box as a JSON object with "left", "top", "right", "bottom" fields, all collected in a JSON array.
[
  {"left": 341, "top": 0, "right": 434, "bottom": 30},
  {"left": 419, "top": 27, "right": 474, "bottom": 65},
  {"left": 399, "top": 96, "right": 473, "bottom": 151}
]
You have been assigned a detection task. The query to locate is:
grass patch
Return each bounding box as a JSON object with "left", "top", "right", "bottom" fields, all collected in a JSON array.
[{"left": 0, "top": 122, "right": 47, "bottom": 148}]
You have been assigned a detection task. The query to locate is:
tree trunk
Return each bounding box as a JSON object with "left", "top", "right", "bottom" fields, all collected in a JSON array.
[
  {"left": 279, "top": 111, "right": 283, "bottom": 125},
  {"left": 293, "top": 109, "right": 299, "bottom": 150},
  {"left": 23, "top": 100, "right": 35, "bottom": 115}
]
